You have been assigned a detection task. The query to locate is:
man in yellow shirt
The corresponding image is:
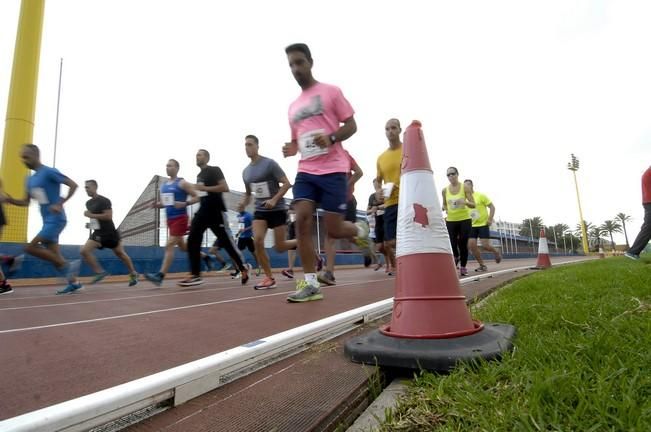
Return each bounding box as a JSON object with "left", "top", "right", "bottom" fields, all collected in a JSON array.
[
  {"left": 464, "top": 179, "right": 502, "bottom": 271},
  {"left": 373, "top": 118, "right": 402, "bottom": 275}
]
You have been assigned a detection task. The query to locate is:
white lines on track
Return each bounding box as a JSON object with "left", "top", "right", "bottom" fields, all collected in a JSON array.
[{"left": 0, "top": 278, "right": 392, "bottom": 335}]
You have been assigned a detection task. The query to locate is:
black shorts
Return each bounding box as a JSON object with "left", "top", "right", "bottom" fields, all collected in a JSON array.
[
  {"left": 470, "top": 225, "right": 490, "bottom": 239},
  {"left": 0, "top": 205, "right": 6, "bottom": 227},
  {"left": 384, "top": 205, "right": 398, "bottom": 241},
  {"left": 254, "top": 210, "right": 288, "bottom": 229},
  {"left": 345, "top": 197, "right": 358, "bottom": 223},
  {"left": 90, "top": 231, "right": 120, "bottom": 250},
  {"left": 237, "top": 236, "right": 255, "bottom": 252},
  {"left": 374, "top": 214, "right": 385, "bottom": 243}
]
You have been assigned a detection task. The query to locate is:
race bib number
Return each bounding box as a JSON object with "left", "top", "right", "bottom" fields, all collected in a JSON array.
[
  {"left": 449, "top": 198, "right": 464, "bottom": 210},
  {"left": 251, "top": 181, "right": 271, "bottom": 199},
  {"left": 382, "top": 183, "right": 395, "bottom": 199},
  {"left": 161, "top": 193, "right": 175, "bottom": 207},
  {"left": 89, "top": 219, "right": 100, "bottom": 230},
  {"left": 470, "top": 209, "right": 480, "bottom": 221},
  {"left": 298, "top": 129, "right": 328, "bottom": 160},
  {"left": 196, "top": 182, "right": 207, "bottom": 197},
  {"left": 238, "top": 223, "right": 245, "bottom": 231},
  {"left": 31, "top": 187, "right": 49, "bottom": 205}
]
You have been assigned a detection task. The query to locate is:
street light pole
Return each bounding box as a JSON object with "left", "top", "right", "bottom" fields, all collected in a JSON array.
[{"left": 567, "top": 154, "right": 589, "bottom": 255}]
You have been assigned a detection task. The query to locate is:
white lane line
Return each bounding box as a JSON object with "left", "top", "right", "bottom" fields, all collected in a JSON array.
[{"left": 0, "top": 278, "right": 393, "bottom": 335}]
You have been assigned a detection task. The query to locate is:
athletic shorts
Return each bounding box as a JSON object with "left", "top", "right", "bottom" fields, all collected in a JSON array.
[
  {"left": 237, "top": 236, "right": 255, "bottom": 252},
  {"left": 383, "top": 205, "right": 398, "bottom": 242},
  {"left": 345, "top": 197, "right": 358, "bottom": 223},
  {"left": 37, "top": 218, "right": 67, "bottom": 243},
  {"left": 90, "top": 231, "right": 121, "bottom": 249},
  {"left": 168, "top": 214, "right": 189, "bottom": 237},
  {"left": 374, "top": 214, "right": 385, "bottom": 243},
  {"left": 292, "top": 172, "right": 347, "bottom": 214},
  {"left": 470, "top": 225, "right": 490, "bottom": 239},
  {"left": 254, "top": 210, "right": 288, "bottom": 230}
]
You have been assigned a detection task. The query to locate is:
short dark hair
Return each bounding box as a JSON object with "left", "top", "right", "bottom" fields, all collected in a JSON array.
[
  {"left": 464, "top": 179, "right": 473, "bottom": 186},
  {"left": 22, "top": 143, "right": 40, "bottom": 156},
  {"left": 245, "top": 135, "right": 259, "bottom": 145},
  {"left": 168, "top": 158, "right": 179, "bottom": 168},
  {"left": 85, "top": 179, "right": 98, "bottom": 187},
  {"left": 447, "top": 166, "right": 459, "bottom": 174},
  {"left": 388, "top": 118, "right": 401, "bottom": 129},
  {"left": 285, "top": 43, "right": 312, "bottom": 62},
  {"left": 198, "top": 149, "right": 210, "bottom": 160}
]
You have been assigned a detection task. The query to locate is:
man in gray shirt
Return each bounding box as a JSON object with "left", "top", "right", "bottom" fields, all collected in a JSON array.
[{"left": 239, "top": 135, "right": 297, "bottom": 290}]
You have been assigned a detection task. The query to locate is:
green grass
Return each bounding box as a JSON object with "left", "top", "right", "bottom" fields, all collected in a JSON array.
[{"left": 379, "top": 257, "right": 651, "bottom": 431}]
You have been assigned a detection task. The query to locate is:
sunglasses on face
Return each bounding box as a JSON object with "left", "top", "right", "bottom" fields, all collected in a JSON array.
[{"left": 447, "top": 172, "right": 457, "bottom": 177}]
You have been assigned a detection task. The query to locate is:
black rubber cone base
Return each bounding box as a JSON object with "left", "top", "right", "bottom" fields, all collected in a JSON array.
[{"left": 344, "top": 323, "right": 516, "bottom": 373}]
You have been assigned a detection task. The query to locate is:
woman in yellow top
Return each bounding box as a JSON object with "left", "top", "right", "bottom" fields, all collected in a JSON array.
[{"left": 442, "top": 167, "right": 475, "bottom": 276}]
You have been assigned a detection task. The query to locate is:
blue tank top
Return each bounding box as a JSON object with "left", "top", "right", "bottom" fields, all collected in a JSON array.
[{"left": 161, "top": 178, "right": 188, "bottom": 219}]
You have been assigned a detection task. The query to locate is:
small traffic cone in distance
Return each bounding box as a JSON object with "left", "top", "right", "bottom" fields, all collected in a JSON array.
[
  {"left": 531, "top": 228, "right": 552, "bottom": 269},
  {"left": 344, "top": 120, "right": 516, "bottom": 372}
]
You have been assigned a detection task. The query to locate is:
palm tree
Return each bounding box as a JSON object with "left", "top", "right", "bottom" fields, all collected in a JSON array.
[
  {"left": 521, "top": 217, "right": 544, "bottom": 238},
  {"left": 600, "top": 220, "right": 622, "bottom": 250},
  {"left": 589, "top": 225, "right": 607, "bottom": 251},
  {"left": 575, "top": 220, "right": 593, "bottom": 247},
  {"left": 615, "top": 213, "right": 632, "bottom": 248}
]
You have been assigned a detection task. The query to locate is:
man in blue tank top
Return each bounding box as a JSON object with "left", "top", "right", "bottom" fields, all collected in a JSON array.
[
  {"left": 2, "top": 144, "right": 82, "bottom": 294},
  {"left": 145, "top": 159, "right": 198, "bottom": 286}
]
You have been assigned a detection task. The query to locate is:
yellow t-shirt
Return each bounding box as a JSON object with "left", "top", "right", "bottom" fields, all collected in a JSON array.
[
  {"left": 471, "top": 192, "right": 492, "bottom": 227},
  {"left": 376, "top": 146, "right": 402, "bottom": 207},
  {"left": 445, "top": 184, "right": 471, "bottom": 222}
]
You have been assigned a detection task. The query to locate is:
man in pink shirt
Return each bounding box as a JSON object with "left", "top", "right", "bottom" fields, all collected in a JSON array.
[
  {"left": 282, "top": 43, "right": 369, "bottom": 302},
  {"left": 625, "top": 165, "right": 651, "bottom": 260}
]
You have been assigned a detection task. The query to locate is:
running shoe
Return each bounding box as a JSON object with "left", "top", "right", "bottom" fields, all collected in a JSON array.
[
  {"left": 144, "top": 272, "right": 164, "bottom": 287},
  {"left": 254, "top": 277, "right": 276, "bottom": 290},
  {"left": 0, "top": 282, "right": 13, "bottom": 295},
  {"left": 624, "top": 251, "right": 640, "bottom": 261},
  {"left": 287, "top": 280, "right": 323, "bottom": 303},
  {"left": 354, "top": 221, "right": 371, "bottom": 256},
  {"left": 178, "top": 276, "right": 203, "bottom": 287},
  {"left": 56, "top": 282, "right": 83, "bottom": 295},
  {"left": 373, "top": 263, "right": 383, "bottom": 271},
  {"left": 460, "top": 266, "right": 468, "bottom": 276},
  {"left": 221, "top": 263, "right": 233, "bottom": 271},
  {"left": 128, "top": 273, "right": 139, "bottom": 287},
  {"left": 475, "top": 265, "right": 488, "bottom": 272},
  {"left": 230, "top": 270, "right": 241, "bottom": 279},
  {"left": 241, "top": 269, "right": 250, "bottom": 285},
  {"left": 91, "top": 271, "right": 110, "bottom": 284},
  {"left": 317, "top": 270, "right": 336, "bottom": 286},
  {"left": 281, "top": 269, "right": 294, "bottom": 279},
  {"left": 316, "top": 255, "right": 324, "bottom": 272}
]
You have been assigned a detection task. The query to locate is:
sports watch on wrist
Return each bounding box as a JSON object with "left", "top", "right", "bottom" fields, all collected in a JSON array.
[{"left": 329, "top": 134, "right": 337, "bottom": 145}]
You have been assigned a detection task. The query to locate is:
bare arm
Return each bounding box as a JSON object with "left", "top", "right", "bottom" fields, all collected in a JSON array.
[
  {"left": 487, "top": 203, "right": 496, "bottom": 225},
  {"left": 180, "top": 179, "right": 200, "bottom": 205},
  {"left": 464, "top": 185, "right": 476, "bottom": 208},
  {"left": 197, "top": 179, "right": 229, "bottom": 193},
  {"left": 441, "top": 189, "right": 448, "bottom": 211},
  {"left": 85, "top": 208, "right": 113, "bottom": 221},
  {"left": 349, "top": 160, "right": 363, "bottom": 189},
  {"left": 313, "top": 116, "right": 358, "bottom": 148}
]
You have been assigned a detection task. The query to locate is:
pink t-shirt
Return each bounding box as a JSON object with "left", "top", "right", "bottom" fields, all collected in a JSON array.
[{"left": 288, "top": 82, "right": 355, "bottom": 175}]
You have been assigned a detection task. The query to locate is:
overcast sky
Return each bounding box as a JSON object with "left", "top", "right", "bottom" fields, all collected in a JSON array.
[{"left": 1, "top": 0, "right": 649, "bottom": 246}]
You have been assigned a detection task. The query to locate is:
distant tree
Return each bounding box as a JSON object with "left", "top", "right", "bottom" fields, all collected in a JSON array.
[
  {"left": 600, "top": 220, "right": 622, "bottom": 250},
  {"left": 615, "top": 213, "right": 632, "bottom": 248},
  {"left": 589, "top": 225, "right": 607, "bottom": 251},
  {"left": 521, "top": 217, "right": 544, "bottom": 238}
]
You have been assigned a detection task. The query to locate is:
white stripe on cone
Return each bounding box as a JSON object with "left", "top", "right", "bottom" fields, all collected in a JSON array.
[
  {"left": 538, "top": 236, "right": 549, "bottom": 254},
  {"left": 396, "top": 170, "right": 452, "bottom": 258}
]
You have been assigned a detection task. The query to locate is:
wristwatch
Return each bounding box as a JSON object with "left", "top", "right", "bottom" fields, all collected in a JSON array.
[{"left": 329, "top": 134, "right": 337, "bottom": 145}]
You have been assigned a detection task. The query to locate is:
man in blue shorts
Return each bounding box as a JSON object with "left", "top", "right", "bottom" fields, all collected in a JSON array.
[{"left": 2, "top": 144, "right": 82, "bottom": 294}]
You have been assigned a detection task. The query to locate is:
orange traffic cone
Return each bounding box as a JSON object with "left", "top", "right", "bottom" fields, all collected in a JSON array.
[
  {"left": 344, "top": 121, "right": 515, "bottom": 372},
  {"left": 531, "top": 228, "right": 552, "bottom": 269}
]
